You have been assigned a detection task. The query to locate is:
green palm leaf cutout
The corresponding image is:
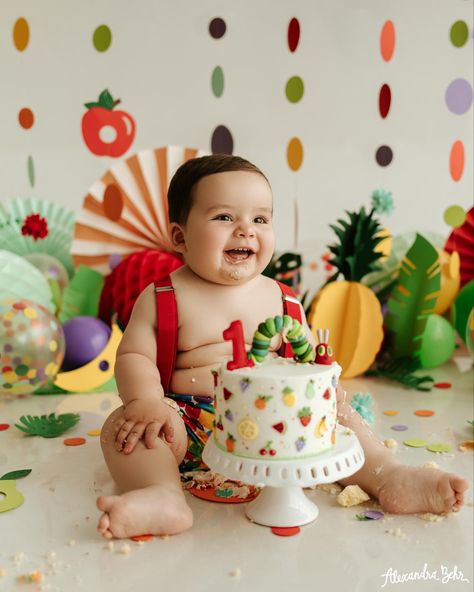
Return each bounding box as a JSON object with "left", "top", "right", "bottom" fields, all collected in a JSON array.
[
  {"left": 1, "top": 469, "right": 32, "bottom": 480},
  {"left": 15, "top": 413, "right": 80, "bottom": 438},
  {"left": 58, "top": 265, "right": 104, "bottom": 323},
  {"left": 385, "top": 234, "right": 440, "bottom": 358}
]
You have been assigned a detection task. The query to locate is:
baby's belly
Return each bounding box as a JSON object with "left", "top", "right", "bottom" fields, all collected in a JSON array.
[{"left": 169, "top": 344, "right": 278, "bottom": 397}]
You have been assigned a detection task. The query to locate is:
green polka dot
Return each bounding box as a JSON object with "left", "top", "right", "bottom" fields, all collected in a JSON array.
[
  {"left": 211, "top": 66, "right": 224, "bottom": 98},
  {"left": 403, "top": 438, "right": 428, "bottom": 448},
  {"left": 93, "top": 25, "right": 112, "bottom": 52},
  {"left": 450, "top": 21, "right": 469, "bottom": 48},
  {"left": 443, "top": 205, "right": 466, "bottom": 228},
  {"left": 285, "top": 76, "right": 304, "bottom": 103},
  {"left": 427, "top": 443, "right": 452, "bottom": 453},
  {"left": 15, "top": 364, "right": 29, "bottom": 376}
]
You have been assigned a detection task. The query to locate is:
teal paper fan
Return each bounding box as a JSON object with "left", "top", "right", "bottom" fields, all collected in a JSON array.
[
  {"left": 0, "top": 198, "right": 75, "bottom": 277},
  {"left": 0, "top": 250, "right": 54, "bottom": 312}
]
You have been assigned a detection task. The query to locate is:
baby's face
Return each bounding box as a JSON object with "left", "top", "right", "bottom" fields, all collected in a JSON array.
[{"left": 174, "top": 170, "right": 275, "bottom": 285}]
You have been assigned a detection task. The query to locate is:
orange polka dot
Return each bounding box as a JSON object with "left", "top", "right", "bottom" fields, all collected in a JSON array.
[
  {"left": 414, "top": 409, "right": 435, "bottom": 417},
  {"left": 64, "top": 437, "right": 86, "bottom": 446},
  {"left": 18, "top": 108, "right": 35, "bottom": 129}
]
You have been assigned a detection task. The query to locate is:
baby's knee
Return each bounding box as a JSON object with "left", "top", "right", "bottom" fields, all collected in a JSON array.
[{"left": 100, "top": 406, "right": 124, "bottom": 447}]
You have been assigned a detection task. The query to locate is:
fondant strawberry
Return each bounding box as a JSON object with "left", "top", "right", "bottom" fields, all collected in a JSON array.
[
  {"left": 272, "top": 421, "right": 287, "bottom": 434},
  {"left": 323, "top": 388, "right": 331, "bottom": 400},
  {"left": 255, "top": 395, "right": 272, "bottom": 410},
  {"left": 223, "top": 388, "right": 233, "bottom": 401},
  {"left": 226, "top": 434, "right": 236, "bottom": 452},
  {"left": 216, "top": 416, "right": 224, "bottom": 431},
  {"left": 298, "top": 407, "right": 312, "bottom": 427},
  {"left": 295, "top": 436, "right": 306, "bottom": 452}
]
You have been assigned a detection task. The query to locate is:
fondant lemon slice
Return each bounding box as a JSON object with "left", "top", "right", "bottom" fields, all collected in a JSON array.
[
  {"left": 238, "top": 418, "right": 259, "bottom": 440},
  {"left": 54, "top": 324, "right": 122, "bottom": 392}
]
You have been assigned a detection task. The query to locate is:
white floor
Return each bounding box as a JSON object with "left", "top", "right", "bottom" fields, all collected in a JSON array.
[{"left": 1, "top": 361, "right": 473, "bottom": 592}]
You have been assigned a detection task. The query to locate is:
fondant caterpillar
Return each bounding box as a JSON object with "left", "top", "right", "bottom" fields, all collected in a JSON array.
[{"left": 248, "top": 315, "right": 315, "bottom": 363}]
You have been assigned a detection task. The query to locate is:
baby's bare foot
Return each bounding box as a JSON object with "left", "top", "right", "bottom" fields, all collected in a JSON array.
[
  {"left": 378, "top": 465, "right": 469, "bottom": 515},
  {"left": 96, "top": 485, "right": 193, "bottom": 539}
]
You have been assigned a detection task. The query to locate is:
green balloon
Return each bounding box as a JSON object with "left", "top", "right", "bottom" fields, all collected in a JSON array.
[
  {"left": 419, "top": 314, "right": 456, "bottom": 369},
  {"left": 452, "top": 280, "right": 474, "bottom": 344}
]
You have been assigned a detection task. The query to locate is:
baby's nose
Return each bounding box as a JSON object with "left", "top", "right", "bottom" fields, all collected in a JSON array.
[{"left": 236, "top": 224, "right": 255, "bottom": 237}]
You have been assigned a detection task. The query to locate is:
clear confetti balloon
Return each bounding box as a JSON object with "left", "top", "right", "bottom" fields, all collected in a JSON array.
[{"left": 0, "top": 299, "right": 65, "bottom": 395}]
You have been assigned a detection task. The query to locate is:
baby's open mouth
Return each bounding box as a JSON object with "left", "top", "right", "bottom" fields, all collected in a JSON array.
[{"left": 224, "top": 247, "right": 255, "bottom": 263}]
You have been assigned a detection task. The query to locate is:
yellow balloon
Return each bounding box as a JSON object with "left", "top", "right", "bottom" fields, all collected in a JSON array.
[{"left": 287, "top": 137, "right": 303, "bottom": 171}]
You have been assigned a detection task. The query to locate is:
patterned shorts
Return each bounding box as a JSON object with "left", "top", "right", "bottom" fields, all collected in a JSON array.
[{"left": 165, "top": 393, "right": 215, "bottom": 473}]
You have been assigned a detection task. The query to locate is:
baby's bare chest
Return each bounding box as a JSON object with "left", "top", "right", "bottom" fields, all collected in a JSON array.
[{"left": 176, "top": 284, "right": 283, "bottom": 351}]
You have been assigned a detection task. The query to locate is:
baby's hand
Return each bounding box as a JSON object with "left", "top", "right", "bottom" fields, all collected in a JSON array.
[{"left": 115, "top": 398, "right": 175, "bottom": 454}]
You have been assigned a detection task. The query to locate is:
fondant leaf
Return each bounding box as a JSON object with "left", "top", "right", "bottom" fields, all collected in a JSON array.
[
  {"left": 385, "top": 234, "right": 440, "bottom": 358},
  {"left": 0, "top": 469, "right": 32, "bottom": 480},
  {"left": 15, "top": 413, "right": 80, "bottom": 438}
]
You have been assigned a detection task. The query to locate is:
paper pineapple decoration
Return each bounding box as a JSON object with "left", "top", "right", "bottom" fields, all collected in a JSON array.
[{"left": 308, "top": 206, "right": 385, "bottom": 378}]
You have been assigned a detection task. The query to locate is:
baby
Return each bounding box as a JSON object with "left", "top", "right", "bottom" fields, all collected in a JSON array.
[{"left": 97, "top": 154, "right": 468, "bottom": 539}]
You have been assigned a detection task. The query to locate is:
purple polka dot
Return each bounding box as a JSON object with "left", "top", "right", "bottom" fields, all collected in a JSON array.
[
  {"left": 4, "top": 344, "right": 13, "bottom": 352},
  {"left": 363, "top": 510, "right": 384, "bottom": 520},
  {"left": 445, "top": 78, "right": 473, "bottom": 115},
  {"left": 375, "top": 145, "right": 393, "bottom": 166},
  {"left": 211, "top": 125, "right": 234, "bottom": 154},
  {"left": 209, "top": 17, "right": 226, "bottom": 39},
  {"left": 12, "top": 357, "right": 21, "bottom": 365},
  {"left": 391, "top": 424, "right": 408, "bottom": 431},
  {"left": 99, "top": 360, "right": 109, "bottom": 372}
]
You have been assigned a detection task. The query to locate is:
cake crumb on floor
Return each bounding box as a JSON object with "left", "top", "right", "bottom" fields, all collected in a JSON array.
[{"left": 337, "top": 485, "right": 370, "bottom": 507}]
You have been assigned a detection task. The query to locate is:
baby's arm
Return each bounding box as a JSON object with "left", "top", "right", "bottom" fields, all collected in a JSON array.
[{"left": 113, "top": 284, "right": 175, "bottom": 454}]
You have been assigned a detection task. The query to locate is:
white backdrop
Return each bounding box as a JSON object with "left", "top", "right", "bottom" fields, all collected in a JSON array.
[{"left": 1, "top": 0, "right": 472, "bottom": 293}]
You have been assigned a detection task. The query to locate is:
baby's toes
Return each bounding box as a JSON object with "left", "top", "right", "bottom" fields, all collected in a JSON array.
[{"left": 97, "top": 512, "right": 110, "bottom": 535}]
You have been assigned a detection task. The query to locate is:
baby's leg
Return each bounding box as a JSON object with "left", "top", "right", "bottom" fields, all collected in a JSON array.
[
  {"left": 96, "top": 405, "right": 193, "bottom": 539},
  {"left": 336, "top": 390, "right": 468, "bottom": 514}
]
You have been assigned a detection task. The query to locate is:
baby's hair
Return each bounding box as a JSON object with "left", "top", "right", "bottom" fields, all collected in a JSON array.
[{"left": 168, "top": 154, "right": 269, "bottom": 225}]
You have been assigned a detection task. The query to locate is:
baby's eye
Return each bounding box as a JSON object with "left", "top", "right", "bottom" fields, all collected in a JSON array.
[
  {"left": 253, "top": 216, "right": 268, "bottom": 224},
  {"left": 214, "top": 214, "right": 232, "bottom": 221}
]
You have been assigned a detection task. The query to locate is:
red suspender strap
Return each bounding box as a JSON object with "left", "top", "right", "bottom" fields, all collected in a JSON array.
[
  {"left": 276, "top": 281, "right": 303, "bottom": 358},
  {"left": 154, "top": 275, "right": 177, "bottom": 393}
]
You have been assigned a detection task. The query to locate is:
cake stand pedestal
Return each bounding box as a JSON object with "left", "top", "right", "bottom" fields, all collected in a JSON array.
[{"left": 202, "top": 425, "right": 364, "bottom": 527}]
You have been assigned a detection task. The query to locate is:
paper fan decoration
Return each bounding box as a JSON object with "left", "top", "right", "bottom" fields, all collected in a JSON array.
[
  {"left": 444, "top": 207, "right": 474, "bottom": 287},
  {"left": 0, "top": 250, "right": 54, "bottom": 312},
  {"left": 0, "top": 199, "right": 75, "bottom": 277},
  {"left": 72, "top": 145, "right": 208, "bottom": 274}
]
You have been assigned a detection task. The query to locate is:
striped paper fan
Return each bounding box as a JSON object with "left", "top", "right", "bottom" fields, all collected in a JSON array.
[
  {"left": 72, "top": 145, "right": 208, "bottom": 273},
  {"left": 444, "top": 207, "right": 474, "bottom": 287},
  {"left": 0, "top": 198, "right": 75, "bottom": 276}
]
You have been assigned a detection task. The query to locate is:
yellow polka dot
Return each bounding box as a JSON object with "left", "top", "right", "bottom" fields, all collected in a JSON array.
[
  {"left": 24, "top": 307, "right": 37, "bottom": 319},
  {"left": 3, "top": 371, "right": 17, "bottom": 382},
  {"left": 4, "top": 311, "right": 15, "bottom": 321},
  {"left": 27, "top": 369, "right": 37, "bottom": 379},
  {"left": 22, "top": 355, "right": 32, "bottom": 365},
  {"left": 87, "top": 429, "right": 102, "bottom": 437},
  {"left": 44, "top": 362, "right": 58, "bottom": 377},
  {"left": 49, "top": 340, "right": 58, "bottom": 352}
]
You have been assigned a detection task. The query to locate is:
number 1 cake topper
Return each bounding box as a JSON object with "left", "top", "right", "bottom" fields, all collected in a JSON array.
[{"left": 223, "top": 320, "right": 255, "bottom": 371}]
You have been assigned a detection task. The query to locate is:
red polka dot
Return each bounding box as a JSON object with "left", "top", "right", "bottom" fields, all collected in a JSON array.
[
  {"left": 18, "top": 108, "right": 35, "bottom": 129},
  {"left": 271, "top": 526, "right": 301, "bottom": 536},
  {"left": 0, "top": 424, "right": 10, "bottom": 431},
  {"left": 434, "top": 382, "right": 452, "bottom": 389}
]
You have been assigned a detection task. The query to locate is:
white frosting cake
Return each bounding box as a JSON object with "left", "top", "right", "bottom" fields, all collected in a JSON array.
[{"left": 213, "top": 357, "right": 341, "bottom": 460}]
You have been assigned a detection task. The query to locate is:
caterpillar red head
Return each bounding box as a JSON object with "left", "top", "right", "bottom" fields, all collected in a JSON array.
[{"left": 315, "top": 328, "right": 334, "bottom": 365}]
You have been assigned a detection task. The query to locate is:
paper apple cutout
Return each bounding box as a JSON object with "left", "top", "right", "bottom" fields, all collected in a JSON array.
[{"left": 81, "top": 89, "right": 135, "bottom": 157}]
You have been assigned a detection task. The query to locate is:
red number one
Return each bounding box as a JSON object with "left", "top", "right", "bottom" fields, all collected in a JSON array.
[{"left": 223, "top": 320, "right": 255, "bottom": 371}]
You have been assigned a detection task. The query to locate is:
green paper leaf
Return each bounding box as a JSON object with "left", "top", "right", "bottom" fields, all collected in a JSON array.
[
  {"left": 366, "top": 355, "right": 434, "bottom": 391},
  {"left": 0, "top": 469, "right": 32, "bottom": 480},
  {"left": 385, "top": 234, "right": 440, "bottom": 358},
  {"left": 58, "top": 265, "right": 104, "bottom": 323},
  {"left": 15, "top": 413, "right": 80, "bottom": 438}
]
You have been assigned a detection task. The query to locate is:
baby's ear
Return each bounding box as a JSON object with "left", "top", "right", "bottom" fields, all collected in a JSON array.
[{"left": 170, "top": 223, "right": 186, "bottom": 253}]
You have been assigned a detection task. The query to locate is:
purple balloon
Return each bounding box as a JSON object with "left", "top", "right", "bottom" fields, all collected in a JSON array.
[{"left": 61, "top": 316, "right": 111, "bottom": 370}]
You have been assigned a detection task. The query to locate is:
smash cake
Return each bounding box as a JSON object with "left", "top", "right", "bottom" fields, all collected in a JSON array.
[{"left": 213, "top": 317, "right": 341, "bottom": 461}]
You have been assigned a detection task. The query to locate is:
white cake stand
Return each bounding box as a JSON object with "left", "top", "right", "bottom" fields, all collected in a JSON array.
[{"left": 202, "top": 424, "right": 365, "bottom": 527}]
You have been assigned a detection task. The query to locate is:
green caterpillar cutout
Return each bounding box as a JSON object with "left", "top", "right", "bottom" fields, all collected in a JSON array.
[{"left": 248, "top": 315, "right": 315, "bottom": 363}]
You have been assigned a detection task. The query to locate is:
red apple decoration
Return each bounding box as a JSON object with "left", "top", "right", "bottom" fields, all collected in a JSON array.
[{"left": 81, "top": 89, "right": 135, "bottom": 157}]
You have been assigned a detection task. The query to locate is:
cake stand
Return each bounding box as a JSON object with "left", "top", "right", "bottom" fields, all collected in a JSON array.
[{"left": 202, "top": 424, "right": 365, "bottom": 527}]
